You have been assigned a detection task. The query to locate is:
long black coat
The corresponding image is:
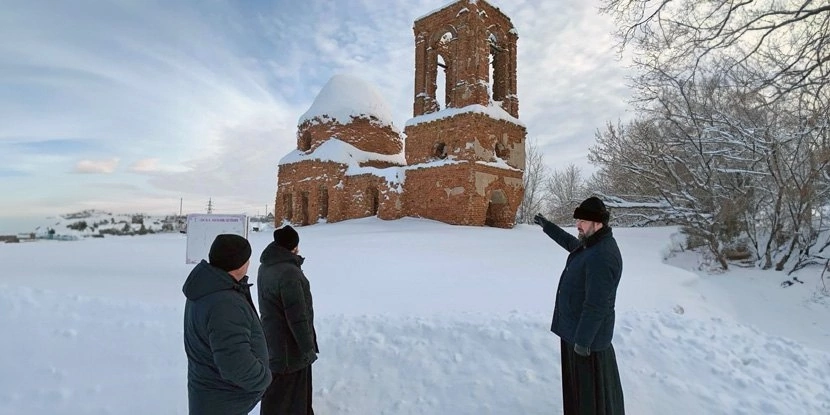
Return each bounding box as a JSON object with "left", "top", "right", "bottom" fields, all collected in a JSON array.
[
  {"left": 182, "top": 260, "right": 271, "bottom": 415},
  {"left": 257, "top": 242, "right": 319, "bottom": 374},
  {"left": 541, "top": 221, "right": 623, "bottom": 351}
]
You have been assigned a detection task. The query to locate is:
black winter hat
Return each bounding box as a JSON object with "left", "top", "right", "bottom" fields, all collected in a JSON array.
[
  {"left": 573, "top": 196, "right": 610, "bottom": 225},
  {"left": 208, "top": 234, "right": 252, "bottom": 272},
  {"left": 274, "top": 225, "right": 299, "bottom": 250}
]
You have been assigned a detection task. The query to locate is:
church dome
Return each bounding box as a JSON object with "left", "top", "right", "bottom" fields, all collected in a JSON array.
[{"left": 297, "top": 74, "right": 403, "bottom": 156}]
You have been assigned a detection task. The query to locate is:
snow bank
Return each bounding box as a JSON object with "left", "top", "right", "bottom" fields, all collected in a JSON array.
[{"left": 1, "top": 220, "right": 829, "bottom": 414}]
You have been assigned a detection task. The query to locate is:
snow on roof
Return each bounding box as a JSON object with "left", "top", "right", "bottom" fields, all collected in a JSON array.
[
  {"left": 416, "top": 0, "right": 490, "bottom": 22},
  {"left": 476, "top": 159, "right": 522, "bottom": 172},
  {"left": 405, "top": 103, "right": 525, "bottom": 128},
  {"left": 404, "top": 158, "right": 463, "bottom": 170},
  {"left": 280, "top": 138, "right": 406, "bottom": 171},
  {"left": 278, "top": 137, "right": 520, "bottom": 192},
  {"left": 280, "top": 139, "right": 407, "bottom": 191},
  {"left": 298, "top": 74, "right": 397, "bottom": 130},
  {"left": 344, "top": 165, "right": 406, "bottom": 192},
  {"left": 415, "top": 1, "right": 455, "bottom": 22}
]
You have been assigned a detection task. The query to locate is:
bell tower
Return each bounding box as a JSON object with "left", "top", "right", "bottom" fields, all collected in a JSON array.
[
  {"left": 412, "top": 0, "right": 519, "bottom": 118},
  {"left": 402, "top": 0, "right": 526, "bottom": 228}
]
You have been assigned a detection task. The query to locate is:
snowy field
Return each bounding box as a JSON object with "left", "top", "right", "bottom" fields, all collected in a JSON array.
[{"left": 1, "top": 218, "right": 829, "bottom": 414}]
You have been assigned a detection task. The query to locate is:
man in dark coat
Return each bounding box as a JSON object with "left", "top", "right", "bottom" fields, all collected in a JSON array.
[
  {"left": 182, "top": 234, "right": 272, "bottom": 415},
  {"left": 534, "top": 197, "right": 625, "bottom": 415},
  {"left": 257, "top": 225, "right": 318, "bottom": 415}
]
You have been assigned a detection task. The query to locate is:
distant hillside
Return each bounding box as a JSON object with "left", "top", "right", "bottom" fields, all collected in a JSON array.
[{"left": 24, "top": 210, "right": 276, "bottom": 240}]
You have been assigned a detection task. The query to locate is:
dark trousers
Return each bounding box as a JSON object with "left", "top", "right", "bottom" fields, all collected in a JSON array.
[
  {"left": 260, "top": 365, "right": 313, "bottom": 415},
  {"left": 560, "top": 339, "right": 625, "bottom": 415}
]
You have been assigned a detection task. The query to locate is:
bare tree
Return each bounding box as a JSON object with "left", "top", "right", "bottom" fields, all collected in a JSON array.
[
  {"left": 545, "top": 164, "right": 588, "bottom": 223},
  {"left": 600, "top": 0, "right": 830, "bottom": 103},
  {"left": 517, "top": 138, "right": 548, "bottom": 224}
]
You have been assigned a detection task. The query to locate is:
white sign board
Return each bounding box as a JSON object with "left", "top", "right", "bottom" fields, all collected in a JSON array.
[{"left": 186, "top": 214, "right": 248, "bottom": 264}]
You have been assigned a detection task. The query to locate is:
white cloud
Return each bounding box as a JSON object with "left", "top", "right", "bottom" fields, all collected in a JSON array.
[
  {"left": 0, "top": 0, "right": 634, "bottom": 216},
  {"left": 129, "top": 158, "right": 187, "bottom": 174},
  {"left": 73, "top": 158, "right": 120, "bottom": 174},
  {"left": 129, "top": 159, "right": 162, "bottom": 173}
]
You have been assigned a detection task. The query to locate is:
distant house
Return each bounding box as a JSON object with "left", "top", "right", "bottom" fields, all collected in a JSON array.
[
  {"left": 0, "top": 235, "right": 20, "bottom": 243},
  {"left": 275, "top": 0, "right": 526, "bottom": 228},
  {"left": 16, "top": 233, "right": 36, "bottom": 242}
]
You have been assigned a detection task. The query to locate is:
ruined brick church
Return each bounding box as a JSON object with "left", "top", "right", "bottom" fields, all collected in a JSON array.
[{"left": 274, "top": 0, "right": 526, "bottom": 228}]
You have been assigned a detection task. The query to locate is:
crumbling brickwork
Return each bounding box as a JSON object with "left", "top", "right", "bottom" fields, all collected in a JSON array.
[
  {"left": 274, "top": 0, "right": 525, "bottom": 229},
  {"left": 298, "top": 116, "right": 403, "bottom": 155},
  {"left": 276, "top": 161, "right": 402, "bottom": 225},
  {"left": 402, "top": 163, "right": 523, "bottom": 227},
  {"left": 412, "top": 1, "right": 519, "bottom": 117},
  {"left": 404, "top": 112, "right": 526, "bottom": 168}
]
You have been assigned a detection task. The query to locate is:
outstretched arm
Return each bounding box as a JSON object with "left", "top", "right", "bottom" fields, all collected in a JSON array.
[{"left": 534, "top": 214, "right": 580, "bottom": 252}]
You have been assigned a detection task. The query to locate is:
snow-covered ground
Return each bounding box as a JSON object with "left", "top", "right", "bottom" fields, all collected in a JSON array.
[{"left": 1, "top": 218, "right": 828, "bottom": 414}]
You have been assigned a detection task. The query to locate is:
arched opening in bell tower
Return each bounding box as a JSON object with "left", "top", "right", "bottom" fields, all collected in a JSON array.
[
  {"left": 485, "top": 189, "right": 509, "bottom": 227},
  {"left": 436, "top": 54, "right": 448, "bottom": 110},
  {"left": 488, "top": 31, "right": 507, "bottom": 105}
]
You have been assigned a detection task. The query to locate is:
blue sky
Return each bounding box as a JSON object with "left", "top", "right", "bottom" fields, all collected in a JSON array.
[{"left": 0, "top": 0, "right": 632, "bottom": 218}]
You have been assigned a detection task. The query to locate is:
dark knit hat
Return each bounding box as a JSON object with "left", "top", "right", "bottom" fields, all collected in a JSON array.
[
  {"left": 573, "top": 196, "right": 610, "bottom": 225},
  {"left": 273, "top": 225, "right": 299, "bottom": 250},
  {"left": 208, "top": 234, "right": 252, "bottom": 272}
]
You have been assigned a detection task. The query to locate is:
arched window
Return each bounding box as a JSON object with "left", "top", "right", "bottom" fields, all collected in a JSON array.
[
  {"left": 432, "top": 29, "right": 454, "bottom": 110},
  {"left": 436, "top": 54, "right": 448, "bottom": 109},
  {"left": 283, "top": 193, "right": 293, "bottom": 222},
  {"left": 485, "top": 190, "right": 508, "bottom": 227},
  {"left": 434, "top": 142, "right": 447, "bottom": 159},
  {"left": 299, "top": 131, "right": 312, "bottom": 151},
  {"left": 367, "top": 187, "right": 379, "bottom": 215},
  {"left": 488, "top": 32, "right": 506, "bottom": 104},
  {"left": 300, "top": 191, "right": 310, "bottom": 225},
  {"left": 318, "top": 187, "right": 329, "bottom": 219},
  {"left": 495, "top": 142, "right": 509, "bottom": 159}
]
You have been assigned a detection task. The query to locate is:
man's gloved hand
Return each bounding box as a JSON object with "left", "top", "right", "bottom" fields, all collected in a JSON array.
[
  {"left": 533, "top": 213, "right": 548, "bottom": 227},
  {"left": 574, "top": 344, "right": 591, "bottom": 357}
]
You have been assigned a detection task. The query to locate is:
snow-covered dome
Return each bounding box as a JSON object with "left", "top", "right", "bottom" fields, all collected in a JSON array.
[{"left": 298, "top": 74, "right": 396, "bottom": 128}]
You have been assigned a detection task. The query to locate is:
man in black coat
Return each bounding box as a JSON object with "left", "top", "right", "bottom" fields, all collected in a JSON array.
[
  {"left": 534, "top": 197, "right": 625, "bottom": 415},
  {"left": 182, "top": 234, "right": 271, "bottom": 415},
  {"left": 257, "top": 225, "right": 318, "bottom": 415}
]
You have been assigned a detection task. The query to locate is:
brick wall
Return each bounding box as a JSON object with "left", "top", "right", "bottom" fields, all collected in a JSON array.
[
  {"left": 298, "top": 116, "right": 403, "bottom": 155},
  {"left": 402, "top": 162, "right": 524, "bottom": 228},
  {"left": 276, "top": 160, "right": 402, "bottom": 226},
  {"left": 404, "top": 112, "right": 527, "bottom": 169},
  {"left": 276, "top": 161, "right": 345, "bottom": 225},
  {"left": 275, "top": 0, "right": 526, "bottom": 229},
  {"left": 412, "top": 0, "right": 519, "bottom": 117}
]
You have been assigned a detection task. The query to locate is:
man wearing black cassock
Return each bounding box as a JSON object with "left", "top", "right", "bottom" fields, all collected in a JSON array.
[{"left": 534, "top": 196, "right": 625, "bottom": 415}]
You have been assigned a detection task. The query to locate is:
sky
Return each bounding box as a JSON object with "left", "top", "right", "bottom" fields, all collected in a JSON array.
[
  {"left": 0, "top": 220, "right": 828, "bottom": 413},
  {"left": 0, "top": 0, "right": 632, "bottom": 219}
]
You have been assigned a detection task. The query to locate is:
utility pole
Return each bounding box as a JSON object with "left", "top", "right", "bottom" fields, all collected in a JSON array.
[{"left": 179, "top": 198, "right": 183, "bottom": 217}]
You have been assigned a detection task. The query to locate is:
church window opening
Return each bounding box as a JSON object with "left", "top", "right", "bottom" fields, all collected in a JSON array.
[
  {"left": 436, "top": 54, "right": 448, "bottom": 109},
  {"left": 300, "top": 131, "right": 312, "bottom": 151},
  {"left": 283, "top": 193, "right": 293, "bottom": 222},
  {"left": 434, "top": 142, "right": 447, "bottom": 159}
]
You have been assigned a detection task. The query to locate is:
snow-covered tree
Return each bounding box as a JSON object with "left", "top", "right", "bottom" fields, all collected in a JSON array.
[{"left": 593, "top": 0, "right": 830, "bottom": 271}]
